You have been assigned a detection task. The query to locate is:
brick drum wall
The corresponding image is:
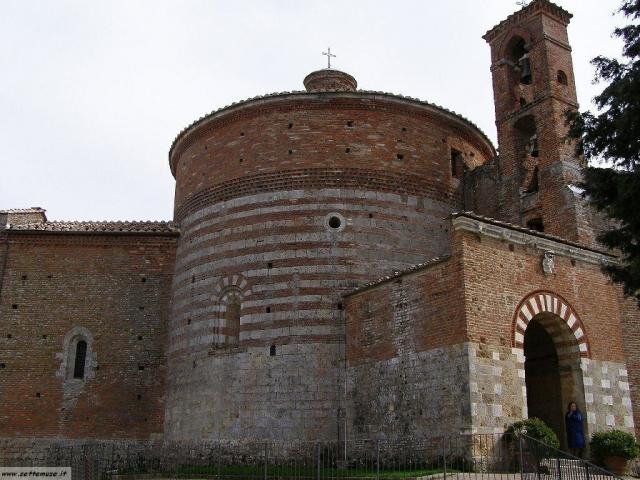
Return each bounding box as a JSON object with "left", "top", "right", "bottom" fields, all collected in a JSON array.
[
  {"left": 0, "top": 231, "right": 176, "bottom": 440},
  {"left": 165, "top": 92, "right": 494, "bottom": 441}
]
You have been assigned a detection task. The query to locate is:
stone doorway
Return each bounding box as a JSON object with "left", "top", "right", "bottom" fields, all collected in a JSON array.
[
  {"left": 514, "top": 292, "right": 590, "bottom": 449},
  {"left": 524, "top": 317, "right": 564, "bottom": 441}
]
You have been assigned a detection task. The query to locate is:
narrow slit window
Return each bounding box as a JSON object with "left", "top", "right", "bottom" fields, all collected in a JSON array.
[
  {"left": 451, "top": 148, "right": 465, "bottom": 178},
  {"left": 73, "top": 340, "right": 87, "bottom": 379}
]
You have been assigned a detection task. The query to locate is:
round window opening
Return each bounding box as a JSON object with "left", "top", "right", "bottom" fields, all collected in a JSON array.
[{"left": 328, "top": 216, "right": 342, "bottom": 229}]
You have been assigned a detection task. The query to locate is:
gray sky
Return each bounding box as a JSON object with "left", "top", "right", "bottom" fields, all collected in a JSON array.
[{"left": 0, "top": 1, "right": 625, "bottom": 221}]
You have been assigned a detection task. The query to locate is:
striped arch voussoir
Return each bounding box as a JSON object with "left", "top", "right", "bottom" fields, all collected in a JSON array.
[
  {"left": 213, "top": 273, "right": 252, "bottom": 303},
  {"left": 512, "top": 290, "right": 590, "bottom": 357}
]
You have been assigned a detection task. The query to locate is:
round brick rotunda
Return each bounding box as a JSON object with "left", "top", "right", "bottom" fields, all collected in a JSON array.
[{"left": 165, "top": 69, "right": 495, "bottom": 441}]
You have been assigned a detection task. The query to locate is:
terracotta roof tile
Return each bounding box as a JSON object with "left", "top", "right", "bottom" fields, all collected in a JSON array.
[{"left": 7, "top": 220, "right": 179, "bottom": 234}]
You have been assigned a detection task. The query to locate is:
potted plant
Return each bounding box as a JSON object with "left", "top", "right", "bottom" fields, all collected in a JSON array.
[
  {"left": 590, "top": 429, "right": 640, "bottom": 475},
  {"left": 505, "top": 418, "right": 560, "bottom": 473},
  {"left": 505, "top": 418, "right": 560, "bottom": 448}
]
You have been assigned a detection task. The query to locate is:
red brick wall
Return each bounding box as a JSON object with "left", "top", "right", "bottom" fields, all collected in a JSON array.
[
  {"left": 620, "top": 295, "right": 640, "bottom": 437},
  {"left": 170, "top": 94, "right": 494, "bottom": 221},
  {"left": 457, "top": 229, "right": 626, "bottom": 362},
  {"left": 480, "top": 2, "right": 596, "bottom": 247},
  {"left": 345, "top": 254, "right": 466, "bottom": 365},
  {"left": 0, "top": 232, "right": 176, "bottom": 439}
]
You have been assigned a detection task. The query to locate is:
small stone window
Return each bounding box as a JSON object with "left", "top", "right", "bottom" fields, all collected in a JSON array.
[
  {"left": 73, "top": 340, "right": 87, "bottom": 379},
  {"left": 58, "top": 327, "right": 95, "bottom": 383},
  {"left": 325, "top": 212, "right": 345, "bottom": 232},
  {"left": 450, "top": 148, "right": 465, "bottom": 178},
  {"left": 557, "top": 70, "right": 568, "bottom": 85},
  {"left": 527, "top": 218, "right": 544, "bottom": 232},
  {"left": 270, "top": 345, "right": 276, "bottom": 356}
]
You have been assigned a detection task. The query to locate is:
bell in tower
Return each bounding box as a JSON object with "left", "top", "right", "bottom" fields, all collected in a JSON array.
[{"left": 518, "top": 53, "right": 532, "bottom": 85}]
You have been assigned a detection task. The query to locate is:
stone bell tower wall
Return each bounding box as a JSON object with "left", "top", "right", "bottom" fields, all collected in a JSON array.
[{"left": 165, "top": 90, "right": 495, "bottom": 441}]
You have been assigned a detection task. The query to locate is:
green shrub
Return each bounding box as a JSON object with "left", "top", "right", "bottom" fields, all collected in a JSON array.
[
  {"left": 590, "top": 430, "right": 640, "bottom": 461},
  {"left": 505, "top": 418, "right": 560, "bottom": 449}
]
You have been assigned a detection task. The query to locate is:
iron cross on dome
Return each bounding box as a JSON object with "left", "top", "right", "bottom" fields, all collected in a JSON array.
[{"left": 322, "top": 47, "right": 336, "bottom": 69}]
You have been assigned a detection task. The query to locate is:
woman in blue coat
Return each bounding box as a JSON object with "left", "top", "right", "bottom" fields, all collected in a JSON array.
[{"left": 565, "top": 401, "right": 586, "bottom": 457}]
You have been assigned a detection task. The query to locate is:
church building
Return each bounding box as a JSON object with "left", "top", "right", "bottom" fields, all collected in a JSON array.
[{"left": 1, "top": 0, "right": 638, "bottom": 458}]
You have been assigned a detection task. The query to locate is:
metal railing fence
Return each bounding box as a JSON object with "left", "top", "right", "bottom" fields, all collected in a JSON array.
[{"left": 7, "top": 433, "right": 625, "bottom": 480}]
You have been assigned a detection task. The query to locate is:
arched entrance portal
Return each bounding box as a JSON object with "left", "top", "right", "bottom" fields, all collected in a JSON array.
[{"left": 513, "top": 291, "right": 590, "bottom": 447}]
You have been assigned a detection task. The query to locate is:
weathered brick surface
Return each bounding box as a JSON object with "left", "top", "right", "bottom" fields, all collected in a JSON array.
[
  {"left": 477, "top": 0, "right": 597, "bottom": 247},
  {"left": 345, "top": 217, "right": 635, "bottom": 441},
  {"left": 0, "top": 231, "right": 176, "bottom": 439},
  {"left": 165, "top": 85, "right": 494, "bottom": 441},
  {"left": 620, "top": 296, "right": 640, "bottom": 437},
  {"left": 1, "top": 0, "right": 638, "bottom": 459}
]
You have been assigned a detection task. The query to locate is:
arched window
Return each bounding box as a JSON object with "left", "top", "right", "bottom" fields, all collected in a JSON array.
[
  {"left": 224, "top": 293, "right": 241, "bottom": 347},
  {"left": 514, "top": 115, "right": 539, "bottom": 194},
  {"left": 57, "top": 326, "right": 95, "bottom": 382},
  {"left": 73, "top": 340, "right": 87, "bottom": 379},
  {"left": 508, "top": 37, "right": 532, "bottom": 85},
  {"left": 557, "top": 70, "right": 568, "bottom": 85}
]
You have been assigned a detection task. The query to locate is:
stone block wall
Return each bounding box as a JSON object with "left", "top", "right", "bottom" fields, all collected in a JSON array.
[{"left": 345, "top": 255, "right": 471, "bottom": 440}]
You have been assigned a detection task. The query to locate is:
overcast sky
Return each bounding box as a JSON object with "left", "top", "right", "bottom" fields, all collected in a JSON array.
[{"left": 0, "top": 1, "right": 626, "bottom": 221}]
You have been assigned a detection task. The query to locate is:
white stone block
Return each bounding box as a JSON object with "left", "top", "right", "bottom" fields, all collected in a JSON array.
[
  {"left": 492, "top": 404, "right": 503, "bottom": 417},
  {"left": 515, "top": 332, "right": 524, "bottom": 344},
  {"left": 588, "top": 412, "right": 596, "bottom": 425},
  {"left": 619, "top": 368, "right": 628, "bottom": 377},
  {"left": 471, "top": 403, "right": 477, "bottom": 417},
  {"left": 579, "top": 343, "right": 588, "bottom": 352},
  {"left": 545, "top": 294, "right": 552, "bottom": 311},
  {"left": 521, "top": 305, "right": 532, "bottom": 321},
  {"left": 560, "top": 303, "right": 568, "bottom": 319},
  {"left": 470, "top": 382, "right": 478, "bottom": 393},
  {"left": 619, "top": 381, "right": 630, "bottom": 392},
  {"left": 601, "top": 379, "right": 611, "bottom": 389},
  {"left": 585, "top": 393, "right": 594, "bottom": 404},
  {"left": 583, "top": 377, "right": 593, "bottom": 386},
  {"left": 494, "top": 384, "right": 503, "bottom": 395},
  {"left": 530, "top": 299, "right": 540, "bottom": 315},
  {"left": 568, "top": 314, "right": 577, "bottom": 329},
  {"left": 493, "top": 366, "right": 502, "bottom": 377},
  {"left": 603, "top": 395, "right": 613, "bottom": 406},
  {"left": 575, "top": 328, "right": 584, "bottom": 339},
  {"left": 623, "top": 396, "right": 632, "bottom": 407},
  {"left": 606, "top": 414, "right": 615, "bottom": 427},
  {"left": 492, "top": 352, "right": 500, "bottom": 361},
  {"left": 522, "top": 386, "right": 527, "bottom": 398},
  {"left": 601, "top": 364, "right": 608, "bottom": 374},
  {"left": 625, "top": 416, "right": 635, "bottom": 428},
  {"left": 518, "top": 369, "right": 525, "bottom": 379}
]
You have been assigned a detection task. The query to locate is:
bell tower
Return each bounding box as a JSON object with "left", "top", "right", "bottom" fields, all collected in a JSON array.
[{"left": 483, "top": 0, "right": 592, "bottom": 244}]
